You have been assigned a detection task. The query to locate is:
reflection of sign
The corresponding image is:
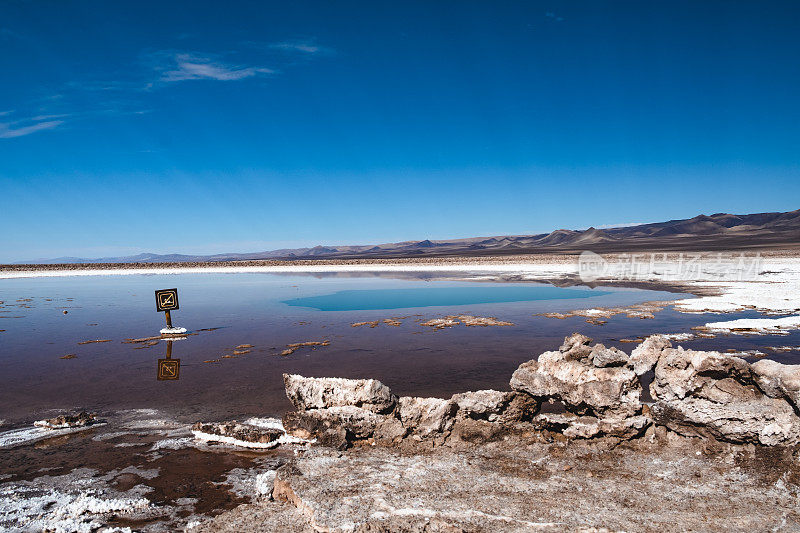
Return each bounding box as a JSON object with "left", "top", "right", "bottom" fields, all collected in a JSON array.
[
  {"left": 157, "top": 358, "right": 180, "bottom": 380},
  {"left": 155, "top": 289, "right": 179, "bottom": 312}
]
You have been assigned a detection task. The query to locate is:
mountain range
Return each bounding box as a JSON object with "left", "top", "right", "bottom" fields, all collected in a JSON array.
[{"left": 17, "top": 209, "right": 800, "bottom": 264}]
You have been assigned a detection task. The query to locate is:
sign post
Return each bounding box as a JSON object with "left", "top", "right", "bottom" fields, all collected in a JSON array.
[{"left": 155, "top": 288, "right": 185, "bottom": 334}]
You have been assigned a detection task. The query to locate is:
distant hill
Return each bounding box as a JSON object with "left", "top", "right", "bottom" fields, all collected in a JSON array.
[{"left": 16, "top": 208, "right": 800, "bottom": 264}]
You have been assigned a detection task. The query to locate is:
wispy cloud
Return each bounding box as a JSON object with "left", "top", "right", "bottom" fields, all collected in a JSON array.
[
  {"left": 0, "top": 117, "right": 64, "bottom": 138},
  {"left": 545, "top": 12, "right": 564, "bottom": 22},
  {"left": 268, "top": 39, "right": 332, "bottom": 55},
  {"left": 2, "top": 38, "right": 331, "bottom": 140},
  {"left": 158, "top": 53, "right": 275, "bottom": 82}
]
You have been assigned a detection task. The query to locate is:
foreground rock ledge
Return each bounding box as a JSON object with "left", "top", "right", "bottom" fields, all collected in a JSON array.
[
  {"left": 197, "top": 334, "right": 800, "bottom": 532},
  {"left": 282, "top": 333, "right": 800, "bottom": 448}
]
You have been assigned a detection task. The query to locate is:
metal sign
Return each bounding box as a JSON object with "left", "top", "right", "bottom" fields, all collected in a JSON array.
[
  {"left": 157, "top": 358, "right": 180, "bottom": 380},
  {"left": 155, "top": 289, "right": 179, "bottom": 312}
]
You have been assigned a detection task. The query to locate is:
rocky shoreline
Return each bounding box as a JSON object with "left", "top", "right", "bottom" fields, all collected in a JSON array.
[
  {"left": 194, "top": 332, "right": 800, "bottom": 531},
  {"left": 277, "top": 333, "right": 800, "bottom": 449}
]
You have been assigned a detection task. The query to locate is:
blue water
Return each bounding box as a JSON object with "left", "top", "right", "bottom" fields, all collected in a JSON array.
[{"left": 282, "top": 285, "right": 610, "bottom": 311}]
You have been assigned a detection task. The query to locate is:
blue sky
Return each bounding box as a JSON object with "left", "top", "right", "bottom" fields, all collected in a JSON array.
[{"left": 1, "top": 1, "right": 799, "bottom": 262}]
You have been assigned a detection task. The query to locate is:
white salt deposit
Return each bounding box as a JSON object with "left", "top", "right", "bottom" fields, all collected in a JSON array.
[
  {"left": 661, "top": 332, "right": 695, "bottom": 342},
  {"left": 191, "top": 430, "right": 282, "bottom": 449},
  {"left": 243, "top": 417, "right": 285, "bottom": 431},
  {"left": 191, "top": 418, "right": 313, "bottom": 449},
  {"left": 221, "top": 468, "right": 277, "bottom": 499},
  {"left": 149, "top": 437, "right": 194, "bottom": 451},
  {"left": 0, "top": 423, "right": 104, "bottom": 449},
  {"left": 0, "top": 484, "right": 152, "bottom": 533},
  {"left": 702, "top": 315, "right": 800, "bottom": 335},
  {"left": 159, "top": 326, "right": 187, "bottom": 334}
]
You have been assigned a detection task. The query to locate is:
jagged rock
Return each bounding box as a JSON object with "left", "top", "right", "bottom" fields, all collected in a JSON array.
[
  {"left": 559, "top": 332, "right": 594, "bottom": 362},
  {"left": 752, "top": 359, "right": 800, "bottom": 409},
  {"left": 498, "top": 392, "right": 541, "bottom": 422},
  {"left": 650, "top": 347, "right": 800, "bottom": 445},
  {"left": 398, "top": 397, "right": 458, "bottom": 438},
  {"left": 450, "top": 390, "right": 511, "bottom": 421},
  {"left": 283, "top": 406, "right": 382, "bottom": 449},
  {"left": 591, "top": 344, "right": 629, "bottom": 368},
  {"left": 192, "top": 421, "right": 283, "bottom": 447},
  {"left": 283, "top": 374, "right": 397, "bottom": 414},
  {"left": 534, "top": 413, "right": 650, "bottom": 440},
  {"left": 629, "top": 335, "right": 671, "bottom": 376},
  {"left": 34, "top": 411, "right": 97, "bottom": 429},
  {"left": 510, "top": 335, "right": 642, "bottom": 419}
]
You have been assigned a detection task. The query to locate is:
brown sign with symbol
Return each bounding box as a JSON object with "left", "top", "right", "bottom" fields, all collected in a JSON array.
[
  {"left": 155, "top": 288, "right": 179, "bottom": 312},
  {"left": 157, "top": 358, "right": 181, "bottom": 380}
]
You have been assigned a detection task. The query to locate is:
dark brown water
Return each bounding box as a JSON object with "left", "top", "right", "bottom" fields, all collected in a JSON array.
[{"left": 1, "top": 272, "right": 797, "bottom": 426}]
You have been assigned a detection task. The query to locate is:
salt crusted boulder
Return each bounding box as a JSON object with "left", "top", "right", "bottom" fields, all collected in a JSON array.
[
  {"left": 450, "top": 389, "right": 512, "bottom": 421},
  {"left": 510, "top": 333, "right": 642, "bottom": 419},
  {"left": 283, "top": 374, "right": 397, "bottom": 414},
  {"left": 751, "top": 359, "right": 800, "bottom": 410},
  {"left": 192, "top": 421, "right": 284, "bottom": 448},
  {"left": 282, "top": 406, "right": 404, "bottom": 449},
  {"left": 591, "top": 344, "right": 629, "bottom": 368},
  {"left": 34, "top": 411, "right": 97, "bottom": 429},
  {"left": 629, "top": 335, "right": 672, "bottom": 376},
  {"left": 650, "top": 346, "right": 800, "bottom": 446},
  {"left": 534, "top": 413, "right": 650, "bottom": 440},
  {"left": 398, "top": 397, "right": 458, "bottom": 438}
]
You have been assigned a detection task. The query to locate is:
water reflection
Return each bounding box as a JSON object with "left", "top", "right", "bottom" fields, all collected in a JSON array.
[{"left": 157, "top": 340, "right": 181, "bottom": 380}]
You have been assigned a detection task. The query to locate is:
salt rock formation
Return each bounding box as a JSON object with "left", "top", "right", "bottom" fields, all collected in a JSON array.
[
  {"left": 34, "top": 411, "right": 97, "bottom": 429},
  {"left": 282, "top": 334, "right": 800, "bottom": 448},
  {"left": 510, "top": 333, "right": 643, "bottom": 419},
  {"left": 451, "top": 389, "right": 512, "bottom": 421},
  {"left": 751, "top": 359, "right": 800, "bottom": 409},
  {"left": 649, "top": 344, "right": 800, "bottom": 446},
  {"left": 282, "top": 406, "right": 404, "bottom": 448},
  {"left": 534, "top": 412, "right": 651, "bottom": 439},
  {"left": 283, "top": 374, "right": 397, "bottom": 414},
  {"left": 281, "top": 374, "right": 529, "bottom": 448},
  {"left": 398, "top": 397, "right": 458, "bottom": 438},
  {"left": 629, "top": 334, "right": 672, "bottom": 376},
  {"left": 510, "top": 333, "right": 649, "bottom": 439},
  {"left": 192, "top": 421, "right": 284, "bottom": 447}
]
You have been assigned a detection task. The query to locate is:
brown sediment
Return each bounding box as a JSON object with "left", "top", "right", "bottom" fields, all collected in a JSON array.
[
  {"left": 279, "top": 341, "right": 331, "bottom": 357},
  {"left": 351, "top": 317, "right": 407, "bottom": 328},
  {"left": 221, "top": 355, "right": 237, "bottom": 359},
  {"left": 232, "top": 350, "right": 250, "bottom": 355},
  {"left": 123, "top": 336, "right": 164, "bottom": 343},
  {"left": 352, "top": 321, "right": 380, "bottom": 328},
  {"left": 534, "top": 301, "right": 669, "bottom": 323},
  {"left": 203, "top": 359, "right": 220, "bottom": 364},
  {"left": 60, "top": 354, "right": 77, "bottom": 359},
  {"left": 235, "top": 344, "right": 253, "bottom": 349},
  {"left": 420, "top": 315, "right": 515, "bottom": 330},
  {"left": 77, "top": 339, "right": 113, "bottom": 345},
  {"left": 765, "top": 346, "right": 800, "bottom": 353}
]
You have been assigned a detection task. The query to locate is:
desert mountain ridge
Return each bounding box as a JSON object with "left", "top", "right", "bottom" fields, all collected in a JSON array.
[{"left": 16, "top": 208, "right": 800, "bottom": 264}]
